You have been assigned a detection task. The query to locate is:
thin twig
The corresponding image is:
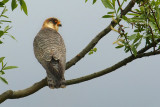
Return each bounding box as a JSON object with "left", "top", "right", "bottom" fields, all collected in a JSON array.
[
  {"left": 118, "top": 24, "right": 133, "bottom": 55},
  {"left": 130, "top": 10, "right": 141, "bottom": 14},
  {"left": 117, "top": 0, "right": 123, "bottom": 12}
]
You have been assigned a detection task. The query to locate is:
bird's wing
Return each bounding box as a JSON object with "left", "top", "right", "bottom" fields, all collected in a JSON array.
[
  {"left": 34, "top": 28, "right": 66, "bottom": 76},
  {"left": 35, "top": 28, "right": 65, "bottom": 61}
]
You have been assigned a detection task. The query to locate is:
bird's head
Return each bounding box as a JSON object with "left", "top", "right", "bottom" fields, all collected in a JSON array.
[{"left": 42, "top": 17, "right": 62, "bottom": 31}]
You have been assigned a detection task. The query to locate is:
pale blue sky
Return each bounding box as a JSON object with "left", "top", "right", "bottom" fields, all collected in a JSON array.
[{"left": 0, "top": 0, "right": 160, "bottom": 107}]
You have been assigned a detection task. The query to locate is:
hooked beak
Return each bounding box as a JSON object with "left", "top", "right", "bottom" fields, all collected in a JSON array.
[
  {"left": 58, "top": 24, "right": 62, "bottom": 27},
  {"left": 57, "top": 21, "right": 62, "bottom": 27}
]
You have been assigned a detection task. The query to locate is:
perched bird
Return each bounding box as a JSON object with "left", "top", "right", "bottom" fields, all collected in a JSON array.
[{"left": 33, "top": 17, "right": 66, "bottom": 89}]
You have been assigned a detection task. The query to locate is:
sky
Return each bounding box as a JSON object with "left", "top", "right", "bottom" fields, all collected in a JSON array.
[{"left": 0, "top": 0, "right": 160, "bottom": 107}]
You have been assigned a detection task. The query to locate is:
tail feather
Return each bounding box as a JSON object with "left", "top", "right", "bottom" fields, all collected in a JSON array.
[
  {"left": 47, "top": 76, "right": 55, "bottom": 89},
  {"left": 46, "top": 58, "right": 65, "bottom": 89},
  {"left": 47, "top": 72, "right": 65, "bottom": 89}
]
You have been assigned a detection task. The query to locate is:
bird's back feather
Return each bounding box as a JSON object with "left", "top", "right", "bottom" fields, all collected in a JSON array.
[{"left": 33, "top": 28, "right": 66, "bottom": 88}]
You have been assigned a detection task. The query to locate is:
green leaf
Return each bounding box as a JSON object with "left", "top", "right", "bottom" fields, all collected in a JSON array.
[
  {"left": 0, "top": 20, "right": 11, "bottom": 23},
  {"left": 0, "top": 30, "right": 4, "bottom": 37},
  {"left": 112, "top": 0, "right": 115, "bottom": 7},
  {"left": 85, "top": 0, "right": 88, "bottom": 3},
  {"left": 11, "top": 0, "right": 18, "bottom": 11},
  {"left": 131, "top": 17, "right": 145, "bottom": 22},
  {"left": 133, "top": 33, "right": 142, "bottom": 43},
  {"left": 158, "top": 44, "right": 160, "bottom": 49},
  {"left": 0, "top": 41, "right": 3, "bottom": 44},
  {"left": 115, "top": 45, "right": 124, "bottom": 48},
  {"left": 0, "top": 2, "right": 4, "bottom": 7},
  {"left": 2, "top": 0, "right": 9, "bottom": 4},
  {"left": 1, "top": 6, "right": 8, "bottom": 14},
  {"left": 0, "top": 76, "right": 8, "bottom": 84},
  {"left": 122, "top": 15, "right": 130, "bottom": 23},
  {"left": 0, "top": 57, "right": 5, "bottom": 63},
  {"left": 128, "top": 34, "right": 137, "bottom": 40},
  {"left": 107, "top": 11, "right": 114, "bottom": 14},
  {"left": 3, "top": 66, "right": 18, "bottom": 70},
  {"left": 127, "top": 13, "right": 140, "bottom": 16},
  {"left": 140, "top": 6, "right": 144, "bottom": 11},
  {"left": 4, "top": 25, "right": 11, "bottom": 33},
  {"left": 7, "top": 34, "right": 16, "bottom": 40},
  {"left": 102, "top": 15, "right": 113, "bottom": 18},
  {"left": 156, "top": 7, "right": 160, "bottom": 26},
  {"left": 131, "top": 45, "right": 137, "bottom": 56},
  {"left": 124, "top": 46, "right": 130, "bottom": 53},
  {"left": 117, "top": 0, "right": 125, "bottom": 13},
  {"left": 93, "top": 48, "right": 97, "bottom": 52},
  {"left": 133, "top": 36, "right": 140, "bottom": 43},
  {"left": 2, "top": 63, "right": 7, "bottom": 69},
  {"left": 88, "top": 51, "right": 93, "bottom": 55},
  {"left": 93, "top": 0, "right": 97, "bottom": 4},
  {"left": 143, "top": 34, "right": 151, "bottom": 38},
  {"left": 134, "top": 39, "right": 142, "bottom": 49},
  {"left": 101, "top": 0, "right": 114, "bottom": 9},
  {"left": 0, "top": 70, "right": 5, "bottom": 75},
  {"left": 19, "top": 0, "right": 28, "bottom": 15},
  {"left": 149, "top": 22, "right": 156, "bottom": 30},
  {"left": 1, "top": 15, "right": 9, "bottom": 18}
]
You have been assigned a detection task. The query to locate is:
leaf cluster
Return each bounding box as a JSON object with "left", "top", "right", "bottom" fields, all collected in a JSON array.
[
  {"left": 0, "top": 57, "right": 18, "bottom": 84},
  {"left": 0, "top": 0, "right": 28, "bottom": 44},
  {"left": 88, "top": 47, "right": 97, "bottom": 55},
  {"left": 120, "top": 0, "right": 160, "bottom": 56},
  {"left": 0, "top": 0, "right": 27, "bottom": 15},
  {"left": 86, "top": 0, "right": 160, "bottom": 56},
  {"left": 11, "top": 0, "right": 28, "bottom": 15},
  {"left": 0, "top": 0, "right": 27, "bottom": 84}
]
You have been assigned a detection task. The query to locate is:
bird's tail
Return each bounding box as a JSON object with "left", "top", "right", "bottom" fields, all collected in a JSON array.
[{"left": 47, "top": 72, "right": 65, "bottom": 89}]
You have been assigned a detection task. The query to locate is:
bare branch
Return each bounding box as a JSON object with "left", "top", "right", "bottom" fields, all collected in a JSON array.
[{"left": 0, "top": 78, "right": 47, "bottom": 103}]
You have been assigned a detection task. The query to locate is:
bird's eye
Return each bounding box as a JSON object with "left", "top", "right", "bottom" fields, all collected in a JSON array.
[
  {"left": 49, "top": 19, "right": 58, "bottom": 24},
  {"left": 52, "top": 20, "right": 58, "bottom": 24}
]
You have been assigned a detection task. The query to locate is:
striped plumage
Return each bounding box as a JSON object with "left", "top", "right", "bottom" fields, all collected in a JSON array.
[{"left": 33, "top": 17, "right": 66, "bottom": 88}]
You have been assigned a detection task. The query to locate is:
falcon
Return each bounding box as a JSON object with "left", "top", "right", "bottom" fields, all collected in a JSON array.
[{"left": 33, "top": 17, "right": 66, "bottom": 89}]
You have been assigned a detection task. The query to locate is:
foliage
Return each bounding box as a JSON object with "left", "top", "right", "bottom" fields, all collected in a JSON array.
[
  {"left": 88, "top": 48, "right": 97, "bottom": 55},
  {"left": 86, "top": 0, "right": 160, "bottom": 57},
  {"left": 11, "top": 0, "right": 28, "bottom": 15},
  {"left": 0, "top": 0, "right": 27, "bottom": 84},
  {"left": 0, "top": 57, "right": 18, "bottom": 84},
  {"left": 0, "top": 0, "right": 28, "bottom": 44}
]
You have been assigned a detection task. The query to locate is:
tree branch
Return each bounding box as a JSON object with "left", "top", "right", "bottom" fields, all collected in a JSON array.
[
  {"left": 0, "top": 37, "right": 159, "bottom": 103},
  {"left": 66, "top": 0, "right": 136, "bottom": 69},
  {"left": 137, "top": 39, "right": 160, "bottom": 54},
  {"left": 1, "top": 48, "right": 159, "bottom": 103},
  {"left": 0, "top": 78, "right": 47, "bottom": 103},
  {"left": 66, "top": 50, "right": 160, "bottom": 85}
]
